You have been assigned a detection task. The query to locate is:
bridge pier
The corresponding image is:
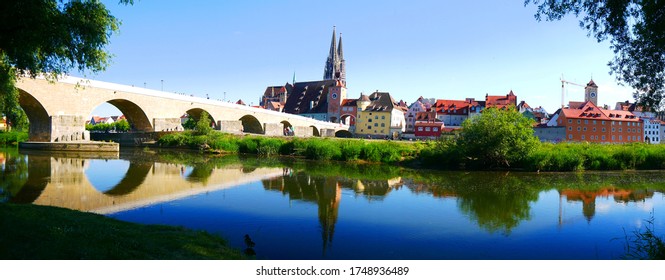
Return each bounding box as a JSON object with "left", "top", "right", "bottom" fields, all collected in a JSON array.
[
  {"left": 49, "top": 115, "right": 89, "bottom": 142},
  {"left": 263, "top": 123, "right": 282, "bottom": 136},
  {"left": 320, "top": 128, "right": 336, "bottom": 137},
  {"left": 293, "top": 126, "right": 314, "bottom": 137},
  {"left": 153, "top": 118, "right": 183, "bottom": 132},
  {"left": 218, "top": 120, "right": 243, "bottom": 134}
]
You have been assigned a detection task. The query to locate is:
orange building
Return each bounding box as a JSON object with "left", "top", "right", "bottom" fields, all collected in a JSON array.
[{"left": 556, "top": 101, "right": 642, "bottom": 143}]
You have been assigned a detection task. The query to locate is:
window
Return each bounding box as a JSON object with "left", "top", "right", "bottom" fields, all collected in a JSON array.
[
  {"left": 374, "top": 123, "right": 378, "bottom": 127},
  {"left": 619, "top": 136, "right": 623, "bottom": 141},
  {"left": 585, "top": 120, "right": 589, "bottom": 124},
  {"left": 602, "top": 121, "right": 606, "bottom": 125},
  {"left": 583, "top": 127, "right": 587, "bottom": 131},
  {"left": 433, "top": 127, "right": 439, "bottom": 132},
  {"left": 369, "top": 119, "right": 372, "bottom": 122},
  {"left": 619, "top": 128, "right": 622, "bottom": 132},
  {"left": 581, "top": 135, "right": 586, "bottom": 140},
  {"left": 374, "top": 116, "right": 378, "bottom": 119},
  {"left": 577, "top": 120, "right": 581, "bottom": 124},
  {"left": 418, "top": 127, "right": 423, "bottom": 131},
  {"left": 602, "top": 135, "right": 606, "bottom": 140},
  {"left": 425, "top": 127, "right": 431, "bottom": 131},
  {"left": 568, "top": 126, "right": 572, "bottom": 131},
  {"left": 381, "top": 115, "right": 385, "bottom": 120},
  {"left": 612, "top": 135, "right": 616, "bottom": 141},
  {"left": 602, "top": 128, "right": 606, "bottom": 132},
  {"left": 568, "top": 119, "right": 572, "bottom": 124},
  {"left": 381, "top": 123, "right": 385, "bottom": 127},
  {"left": 612, "top": 128, "right": 616, "bottom": 132},
  {"left": 569, "top": 134, "right": 573, "bottom": 139},
  {"left": 619, "top": 121, "right": 622, "bottom": 125},
  {"left": 592, "top": 127, "right": 596, "bottom": 132},
  {"left": 577, "top": 127, "right": 581, "bottom": 131}
]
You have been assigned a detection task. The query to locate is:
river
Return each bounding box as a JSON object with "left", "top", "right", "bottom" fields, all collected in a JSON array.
[{"left": 1, "top": 147, "right": 664, "bottom": 259}]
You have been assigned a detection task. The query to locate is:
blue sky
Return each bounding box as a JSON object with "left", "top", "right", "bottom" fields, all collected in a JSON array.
[{"left": 89, "top": 0, "right": 635, "bottom": 117}]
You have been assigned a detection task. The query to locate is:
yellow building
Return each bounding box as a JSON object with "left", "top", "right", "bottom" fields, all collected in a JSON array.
[
  {"left": 355, "top": 91, "right": 406, "bottom": 138},
  {"left": 0, "top": 116, "right": 7, "bottom": 131}
]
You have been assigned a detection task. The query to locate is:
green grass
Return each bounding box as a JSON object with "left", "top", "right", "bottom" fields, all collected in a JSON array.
[
  {"left": 158, "top": 131, "right": 425, "bottom": 164},
  {"left": 157, "top": 131, "right": 665, "bottom": 172},
  {"left": 0, "top": 203, "right": 245, "bottom": 259},
  {"left": 0, "top": 131, "right": 28, "bottom": 146}
]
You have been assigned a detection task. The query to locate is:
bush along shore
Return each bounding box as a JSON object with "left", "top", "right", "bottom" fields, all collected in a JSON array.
[
  {"left": 0, "top": 131, "right": 27, "bottom": 146},
  {"left": 156, "top": 130, "right": 665, "bottom": 172}
]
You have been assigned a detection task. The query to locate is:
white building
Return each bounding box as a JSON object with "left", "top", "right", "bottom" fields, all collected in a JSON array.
[{"left": 643, "top": 118, "right": 661, "bottom": 144}]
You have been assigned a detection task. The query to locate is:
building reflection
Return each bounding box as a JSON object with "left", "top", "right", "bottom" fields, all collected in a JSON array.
[
  {"left": 262, "top": 169, "right": 402, "bottom": 256},
  {"left": 559, "top": 188, "right": 655, "bottom": 222}
]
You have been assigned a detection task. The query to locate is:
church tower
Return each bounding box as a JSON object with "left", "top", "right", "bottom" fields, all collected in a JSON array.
[
  {"left": 323, "top": 26, "right": 346, "bottom": 87},
  {"left": 585, "top": 79, "right": 598, "bottom": 105}
]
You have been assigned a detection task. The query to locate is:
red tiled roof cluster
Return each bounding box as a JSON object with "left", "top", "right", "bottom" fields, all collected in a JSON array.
[{"left": 486, "top": 90, "right": 517, "bottom": 109}]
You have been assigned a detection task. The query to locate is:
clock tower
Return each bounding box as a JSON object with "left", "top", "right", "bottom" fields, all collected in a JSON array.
[{"left": 585, "top": 79, "right": 598, "bottom": 105}]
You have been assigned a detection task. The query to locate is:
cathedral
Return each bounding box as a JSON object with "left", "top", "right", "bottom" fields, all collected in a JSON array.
[{"left": 262, "top": 27, "right": 348, "bottom": 123}]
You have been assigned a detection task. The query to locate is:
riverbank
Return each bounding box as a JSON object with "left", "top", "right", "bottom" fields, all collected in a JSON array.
[
  {"left": 0, "top": 131, "right": 27, "bottom": 146},
  {"left": 0, "top": 203, "right": 245, "bottom": 259},
  {"left": 157, "top": 131, "right": 665, "bottom": 171}
]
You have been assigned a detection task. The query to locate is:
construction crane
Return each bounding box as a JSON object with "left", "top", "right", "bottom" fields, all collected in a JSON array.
[{"left": 560, "top": 75, "right": 585, "bottom": 108}]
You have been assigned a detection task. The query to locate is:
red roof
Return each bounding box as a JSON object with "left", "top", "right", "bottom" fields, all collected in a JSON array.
[
  {"left": 435, "top": 99, "right": 470, "bottom": 115},
  {"left": 486, "top": 90, "right": 517, "bottom": 109},
  {"left": 560, "top": 101, "right": 639, "bottom": 121}
]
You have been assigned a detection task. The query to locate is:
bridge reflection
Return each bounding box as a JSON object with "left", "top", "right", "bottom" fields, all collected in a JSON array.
[{"left": 5, "top": 152, "right": 285, "bottom": 214}]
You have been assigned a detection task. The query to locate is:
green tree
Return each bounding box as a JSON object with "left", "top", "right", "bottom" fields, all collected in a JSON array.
[
  {"left": 458, "top": 106, "right": 539, "bottom": 169},
  {"left": 0, "top": 0, "right": 133, "bottom": 127},
  {"left": 114, "top": 119, "right": 130, "bottom": 132},
  {"left": 525, "top": 0, "right": 665, "bottom": 110},
  {"left": 194, "top": 111, "right": 213, "bottom": 136},
  {"left": 182, "top": 117, "right": 196, "bottom": 130}
]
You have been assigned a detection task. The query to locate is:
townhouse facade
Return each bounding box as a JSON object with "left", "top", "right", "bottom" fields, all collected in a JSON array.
[
  {"left": 355, "top": 91, "right": 406, "bottom": 138},
  {"left": 556, "top": 101, "right": 642, "bottom": 143}
]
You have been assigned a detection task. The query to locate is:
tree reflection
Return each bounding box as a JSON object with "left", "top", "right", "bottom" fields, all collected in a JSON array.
[{"left": 0, "top": 149, "right": 28, "bottom": 202}]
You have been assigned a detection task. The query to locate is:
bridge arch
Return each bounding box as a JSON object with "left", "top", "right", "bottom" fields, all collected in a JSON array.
[
  {"left": 99, "top": 99, "right": 153, "bottom": 132},
  {"left": 85, "top": 160, "right": 153, "bottom": 196},
  {"left": 310, "top": 125, "right": 321, "bottom": 137},
  {"left": 335, "top": 130, "right": 353, "bottom": 138},
  {"left": 281, "top": 121, "right": 293, "bottom": 136},
  {"left": 240, "top": 115, "right": 264, "bottom": 134},
  {"left": 185, "top": 108, "right": 217, "bottom": 129},
  {"left": 18, "top": 89, "right": 51, "bottom": 141},
  {"left": 340, "top": 114, "right": 355, "bottom": 126}
]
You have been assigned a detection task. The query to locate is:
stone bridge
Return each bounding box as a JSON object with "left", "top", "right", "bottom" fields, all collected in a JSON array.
[{"left": 15, "top": 76, "right": 350, "bottom": 142}]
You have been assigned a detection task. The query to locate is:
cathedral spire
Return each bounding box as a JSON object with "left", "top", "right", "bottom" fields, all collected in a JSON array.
[
  {"left": 323, "top": 26, "right": 338, "bottom": 81},
  {"left": 337, "top": 33, "right": 344, "bottom": 60}
]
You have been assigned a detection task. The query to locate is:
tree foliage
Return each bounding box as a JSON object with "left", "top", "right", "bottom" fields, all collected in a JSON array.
[
  {"left": 458, "top": 107, "right": 539, "bottom": 168},
  {"left": 85, "top": 119, "right": 131, "bottom": 132},
  {"left": 525, "top": 0, "right": 665, "bottom": 110},
  {"left": 194, "top": 111, "right": 213, "bottom": 136},
  {"left": 0, "top": 0, "right": 133, "bottom": 127}
]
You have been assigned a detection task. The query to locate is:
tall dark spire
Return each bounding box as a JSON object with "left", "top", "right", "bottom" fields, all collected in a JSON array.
[
  {"left": 323, "top": 26, "right": 338, "bottom": 81},
  {"left": 337, "top": 33, "right": 346, "bottom": 87},
  {"left": 323, "top": 26, "right": 346, "bottom": 87}
]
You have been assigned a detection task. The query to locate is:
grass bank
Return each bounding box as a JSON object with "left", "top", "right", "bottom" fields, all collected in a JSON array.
[
  {"left": 0, "top": 203, "right": 244, "bottom": 259},
  {"left": 0, "top": 131, "right": 28, "bottom": 146},
  {"left": 160, "top": 132, "right": 665, "bottom": 172},
  {"left": 158, "top": 131, "right": 426, "bottom": 164}
]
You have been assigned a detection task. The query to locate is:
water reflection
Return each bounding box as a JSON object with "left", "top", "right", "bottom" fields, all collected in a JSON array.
[
  {"left": 1, "top": 147, "right": 665, "bottom": 259},
  {"left": 262, "top": 170, "right": 402, "bottom": 255},
  {"left": 560, "top": 188, "right": 655, "bottom": 222}
]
